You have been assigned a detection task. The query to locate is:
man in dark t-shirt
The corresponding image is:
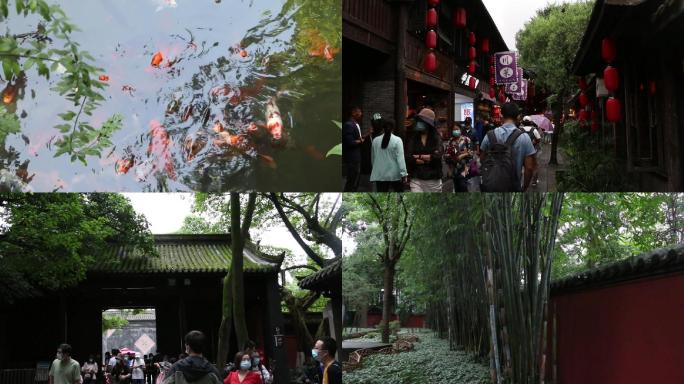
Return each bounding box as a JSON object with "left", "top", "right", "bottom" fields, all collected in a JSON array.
[{"left": 312, "top": 337, "right": 341, "bottom": 384}]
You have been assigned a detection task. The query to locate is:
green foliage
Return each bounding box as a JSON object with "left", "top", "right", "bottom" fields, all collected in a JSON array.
[
  {"left": 0, "top": 104, "right": 20, "bottom": 146},
  {"left": 0, "top": 0, "right": 123, "bottom": 162},
  {"left": 0, "top": 193, "right": 155, "bottom": 303},
  {"left": 516, "top": 1, "right": 594, "bottom": 94},
  {"left": 343, "top": 331, "right": 489, "bottom": 384},
  {"left": 557, "top": 121, "right": 634, "bottom": 191},
  {"left": 327, "top": 121, "right": 342, "bottom": 157},
  {"left": 102, "top": 315, "right": 128, "bottom": 333}
]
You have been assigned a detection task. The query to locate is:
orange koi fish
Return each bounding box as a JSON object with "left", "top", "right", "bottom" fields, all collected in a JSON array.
[
  {"left": 115, "top": 157, "right": 135, "bottom": 175},
  {"left": 99, "top": 75, "right": 110, "bottom": 82},
  {"left": 151, "top": 52, "right": 164, "bottom": 67},
  {"left": 2, "top": 84, "right": 16, "bottom": 104},
  {"left": 147, "top": 120, "right": 177, "bottom": 180},
  {"left": 266, "top": 97, "right": 283, "bottom": 140}
]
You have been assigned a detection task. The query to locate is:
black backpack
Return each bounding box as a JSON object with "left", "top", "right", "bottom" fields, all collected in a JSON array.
[{"left": 481, "top": 129, "right": 524, "bottom": 192}]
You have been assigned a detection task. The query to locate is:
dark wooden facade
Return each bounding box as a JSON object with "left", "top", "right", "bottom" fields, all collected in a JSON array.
[
  {"left": 0, "top": 235, "right": 290, "bottom": 384},
  {"left": 573, "top": 0, "right": 684, "bottom": 191}
]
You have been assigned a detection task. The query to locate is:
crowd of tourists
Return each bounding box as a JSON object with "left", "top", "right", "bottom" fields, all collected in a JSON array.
[
  {"left": 342, "top": 102, "right": 544, "bottom": 192},
  {"left": 48, "top": 332, "right": 341, "bottom": 384}
]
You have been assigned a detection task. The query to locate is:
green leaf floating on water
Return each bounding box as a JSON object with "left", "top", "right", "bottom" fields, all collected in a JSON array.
[{"left": 327, "top": 120, "right": 342, "bottom": 157}]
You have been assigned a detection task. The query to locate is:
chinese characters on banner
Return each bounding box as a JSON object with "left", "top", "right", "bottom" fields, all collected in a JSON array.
[
  {"left": 495, "top": 51, "right": 518, "bottom": 84},
  {"left": 511, "top": 79, "right": 528, "bottom": 101}
]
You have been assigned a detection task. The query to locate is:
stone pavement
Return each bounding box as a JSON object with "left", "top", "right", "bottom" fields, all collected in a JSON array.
[{"left": 529, "top": 142, "right": 564, "bottom": 192}]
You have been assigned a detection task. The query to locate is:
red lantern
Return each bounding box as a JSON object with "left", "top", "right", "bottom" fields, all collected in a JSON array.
[
  {"left": 602, "top": 37, "right": 617, "bottom": 63},
  {"left": 498, "top": 88, "right": 506, "bottom": 103},
  {"left": 579, "top": 109, "right": 588, "bottom": 122},
  {"left": 468, "top": 77, "right": 476, "bottom": 90},
  {"left": 491, "top": 56, "right": 496, "bottom": 65},
  {"left": 604, "top": 65, "right": 619, "bottom": 92},
  {"left": 481, "top": 38, "right": 490, "bottom": 54},
  {"left": 490, "top": 65, "right": 495, "bottom": 75},
  {"left": 425, "top": 30, "right": 437, "bottom": 49},
  {"left": 468, "top": 62, "right": 476, "bottom": 75},
  {"left": 424, "top": 51, "right": 437, "bottom": 73},
  {"left": 489, "top": 87, "right": 496, "bottom": 98},
  {"left": 648, "top": 80, "right": 656, "bottom": 95},
  {"left": 453, "top": 7, "right": 466, "bottom": 29},
  {"left": 428, "top": 0, "right": 439, "bottom": 6},
  {"left": 426, "top": 8, "right": 438, "bottom": 28},
  {"left": 591, "top": 120, "right": 599, "bottom": 133},
  {"left": 579, "top": 78, "right": 587, "bottom": 90},
  {"left": 606, "top": 97, "right": 621, "bottom": 122},
  {"left": 469, "top": 32, "right": 476, "bottom": 46},
  {"left": 469, "top": 47, "right": 477, "bottom": 60},
  {"left": 579, "top": 92, "right": 589, "bottom": 107}
]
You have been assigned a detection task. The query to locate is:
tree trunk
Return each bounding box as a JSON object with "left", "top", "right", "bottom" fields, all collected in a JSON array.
[
  {"left": 231, "top": 193, "right": 249, "bottom": 350},
  {"left": 549, "top": 93, "right": 565, "bottom": 165},
  {"left": 282, "top": 288, "right": 316, "bottom": 360},
  {"left": 359, "top": 301, "right": 368, "bottom": 328},
  {"left": 217, "top": 271, "right": 234, "bottom": 368},
  {"left": 381, "top": 262, "right": 395, "bottom": 343}
]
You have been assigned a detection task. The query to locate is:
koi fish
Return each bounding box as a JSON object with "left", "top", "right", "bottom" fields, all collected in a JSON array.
[
  {"left": 115, "top": 156, "right": 135, "bottom": 175},
  {"left": 184, "top": 133, "right": 207, "bottom": 161},
  {"left": 266, "top": 97, "right": 283, "bottom": 140},
  {"left": 181, "top": 104, "right": 194, "bottom": 122},
  {"left": 99, "top": 75, "right": 110, "bottom": 82},
  {"left": 151, "top": 51, "right": 164, "bottom": 67},
  {"left": 147, "top": 120, "right": 177, "bottom": 180},
  {"left": 2, "top": 84, "right": 16, "bottom": 104}
]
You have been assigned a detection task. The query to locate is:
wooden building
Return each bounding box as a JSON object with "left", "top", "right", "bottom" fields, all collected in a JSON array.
[
  {"left": 0, "top": 234, "right": 290, "bottom": 384},
  {"left": 549, "top": 245, "right": 684, "bottom": 383},
  {"left": 572, "top": 0, "right": 684, "bottom": 191},
  {"left": 343, "top": 0, "right": 508, "bottom": 140}
]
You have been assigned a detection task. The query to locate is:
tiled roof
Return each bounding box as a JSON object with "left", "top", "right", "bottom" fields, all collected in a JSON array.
[
  {"left": 299, "top": 258, "right": 342, "bottom": 291},
  {"left": 90, "top": 234, "right": 281, "bottom": 274},
  {"left": 551, "top": 244, "right": 684, "bottom": 293}
]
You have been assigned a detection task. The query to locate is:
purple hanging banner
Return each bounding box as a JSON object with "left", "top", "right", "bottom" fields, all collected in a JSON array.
[
  {"left": 505, "top": 67, "right": 524, "bottom": 93},
  {"left": 512, "top": 79, "right": 528, "bottom": 101},
  {"left": 495, "top": 51, "right": 518, "bottom": 84}
]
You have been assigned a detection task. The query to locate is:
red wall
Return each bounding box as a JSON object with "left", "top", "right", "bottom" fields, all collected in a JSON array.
[
  {"left": 551, "top": 274, "right": 684, "bottom": 384},
  {"left": 366, "top": 314, "right": 425, "bottom": 328}
]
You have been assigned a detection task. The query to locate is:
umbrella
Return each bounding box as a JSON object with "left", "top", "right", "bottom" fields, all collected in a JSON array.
[
  {"left": 119, "top": 348, "right": 135, "bottom": 355},
  {"left": 529, "top": 114, "right": 553, "bottom": 132}
]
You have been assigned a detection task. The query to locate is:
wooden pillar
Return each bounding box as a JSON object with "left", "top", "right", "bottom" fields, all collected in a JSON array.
[
  {"left": 331, "top": 294, "right": 343, "bottom": 360},
  {"left": 178, "top": 294, "right": 187, "bottom": 351},
  {"left": 264, "top": 274, "right": 289, "bottom": 384},
  {"left": 394, "top": 0, "right": 412, "bottom": 134}
]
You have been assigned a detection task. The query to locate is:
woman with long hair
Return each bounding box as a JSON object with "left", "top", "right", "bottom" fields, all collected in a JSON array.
[{"left": 369, "top": 118, "right": 408, "bottom": 192}]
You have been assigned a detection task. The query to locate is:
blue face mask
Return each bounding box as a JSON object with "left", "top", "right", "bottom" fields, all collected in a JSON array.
[
  {"left": 253, "top": 357, "right": 260, "bottom": 366},
  {"left": 415, "top": 121, "right": 427, "bottom": 132},
  {"left": 240, "top": 361, "right": 251, "bottom": 370},
  {"left": 311, "top": 349, "right": 319, "bottom": 361},
  {"left": 453, "top": 130, "right": 461, "bottom": 138}
]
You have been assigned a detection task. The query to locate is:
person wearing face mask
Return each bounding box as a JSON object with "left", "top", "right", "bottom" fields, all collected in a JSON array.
[
  {"left": 163, "top": 331, "right": 221, "bottom": 384},
  {"left": 82, "top": 355, "right": 99, "bottom": 384},
  {"left": 224, "top": 352, "right": 262, "bottom": 384},
  {"left": 446, "top": 125, "right": 474, "bottom": 192},
  {"left": 311, "top": 337, "right": 341, "bottom": 384},
  {"left": 249, "top": 352, "right": 271, "bottom": 384},
  {"left": 405, "top": 108, "right": 443, "bottom": 192},
  {"left": 111, "top": 357, "right": 132, "bottom": 384},
  {"left": 49, "top": 344, "right": 82, "bottom": 384}
]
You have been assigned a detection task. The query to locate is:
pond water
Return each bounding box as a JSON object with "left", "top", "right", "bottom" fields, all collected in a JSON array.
[{"left": 0, "top": 0, "right": 341, "bottom": 191}]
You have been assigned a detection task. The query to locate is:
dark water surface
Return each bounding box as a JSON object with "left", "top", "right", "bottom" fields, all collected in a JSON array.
[{"left": 1, "top": 0, "right": 341, "bottom": 191}]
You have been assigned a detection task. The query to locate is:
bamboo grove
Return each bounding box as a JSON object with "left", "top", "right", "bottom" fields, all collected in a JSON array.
[{"left": 404, "top": 193, "right": 564, "bottom": 384}]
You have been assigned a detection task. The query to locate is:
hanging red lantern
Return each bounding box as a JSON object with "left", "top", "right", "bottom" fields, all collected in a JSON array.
[
  {"left": 426, "top": 8, "right": 438, "bottom": 28},
  {"left": 489, "top": 87, "right": 496, "bottom": 98},
  {"left": 469, "top": 47, "right": 477, "bottom": 60},
  {"left": 428, "top": 0, "right": 440, "bottom": 6},
  {"left": 468, "top": 77, "right": 476, "bottom": 90},
  {"left": 453, "top": 7, "right": 466, "bottom": 29},
  {"left": 579, "top": 109, "right": 588, "bottom": 122},
  {"left": 468, "top": 62, "right": 476, "bottom": 75},
  {"left": 469, "top": 32, "right": 476, "bottom": 46},
  {"left": 490, "top": 65, "right": 495, "bottom": 76},
  {"left": 579, "top": 78, "right": 587, "bottom": 90},
  {"left": 604, "top": 65, "right": 619, "bottom": 92},
  {"left": 425, "top": 30, "right": 437, "bottom": 49},
  {"left": 602, "top": 37, "right": 617, "bottom": 63},
  {"left": 648, "top": 80, "right": 656, "bottom": 95},
  {"left": 579, "top": 92, "right": 589, "bottom": 107},
  {"left": 491, "top": 56, "right": 496, "bottom": 65},
  {"left": 424, "top": 51, "right": 437, "bottom": 73},
  {"left": 606, "top": 97, "right": 621, "bottom": 122},
  {"left": 591, "top": 120, "right": 599, "bottom": 133},
  {"left": 481, "top": 38, "right": 490, "bottom": 54}
]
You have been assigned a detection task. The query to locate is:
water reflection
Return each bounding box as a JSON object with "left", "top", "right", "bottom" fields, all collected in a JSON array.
[{"left": 0, "top": 0, "right": 341, "bottom": 191}]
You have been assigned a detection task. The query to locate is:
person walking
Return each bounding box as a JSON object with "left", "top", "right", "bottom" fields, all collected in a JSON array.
[
  {"left": 49, "top": 344, "right": 82, "bottom": 384},
  {"left": 445, "top": 126, "right": 473, "bottom": 192},
  {"left": 131, "top": 354, "right": 145, "bottom": 384},
  {"left": 311, "top": 337, "right": 341, "bottom": 384},
  {"left": 480, "top": 103, "right": 537, "bottom": 192},
  {"left": 342, "top": 106, "right": 368, "bottom": 191},
  {"left": 521, "top": 116, "right": 542, "bottom": 186},
  {"left": 163, "top": 331, "right": 222, "bottom": 384},
  {"left": 224, "top": 352, "right": 262, "bottom": 384},
  {"left": 111, "top": 357, "right": 132, "bottom": 384},
  {"left": 82, "top": 355, "right": 99, "bottom": 384},
  {"left": 406, "top": 108, "right": 443, "bottom": 192},
  {"left": 370, "top": 119, "right": 407, "bottom": 192}
]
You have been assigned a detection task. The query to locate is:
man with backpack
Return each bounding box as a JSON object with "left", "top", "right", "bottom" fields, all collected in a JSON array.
[
  {"left": 521, "top": 116, "right": 542, "bottom": 186},
  {"left": 479, "top": 103, "right": 537, "bottom": 192},
  {"left": 162, "top": 331, "right": 221, "bottom": 384}
]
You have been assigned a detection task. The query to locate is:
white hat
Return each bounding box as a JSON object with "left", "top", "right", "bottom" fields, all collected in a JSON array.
[{"left": 523, "top": 116, "right": 532, "bottom": 122}]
